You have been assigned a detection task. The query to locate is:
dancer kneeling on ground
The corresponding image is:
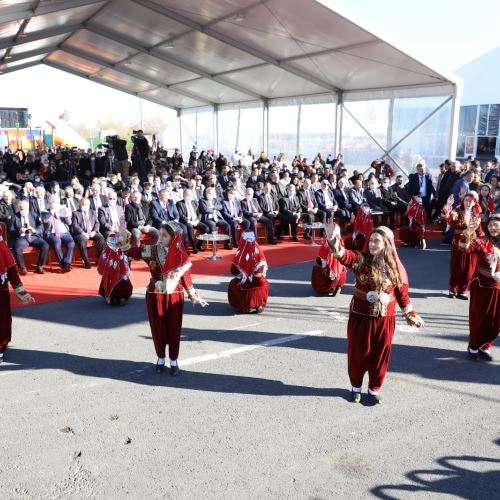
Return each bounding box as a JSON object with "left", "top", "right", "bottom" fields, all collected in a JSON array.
[
  {"left": 228, "top": 220, "right": 269, "bottom": 314},
  {"left": 344, "top": 203, "right": 373, "bottom": 252},
  {"left": 141, "top": 222, "right": 208, "bottom": 375},
  {"left": 399, "top": 196, "right": 427, "bottom": 249},
  {"left": 458, "top": 214, "right": 500, "bottom": 362},
  {"left": 311, "top": 224, "right": 347, "bottom": 296},
  {"left": 97, "top": 231, "right": 133, "bottom": 305},
  {"left": 325, "top": 220, "right": 424, "bottom": 404},
  {"left": 0, "top": 225, "right": 34, "bottom": 363}
]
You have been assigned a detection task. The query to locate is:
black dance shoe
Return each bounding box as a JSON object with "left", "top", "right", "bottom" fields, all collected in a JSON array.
[
  {"left": 456, "top": 294, "right": 468, "bottom": 301},
  {"left": 367, "top": 392, "right": 382, "bottom": 405},
  {"left": 255, "top": 306, "right": 265, "bottom": 314},
  {"left": 467, "top": 348, "right": 479, "bottom": 361},
  {"left": 155, "top": 362, "right": 165, "bottom": 374},
  {"left": 170, "top": 364, "right": 180, "bottom": 376},
  {"left": 448, "top": 292, "right": 456, "bottom": 298},
  {"left": 351, "top": 391, "right": 361, "bottom": 403},
  {"left": 478, "top": 349, "right": 493, "bottom": 362}
]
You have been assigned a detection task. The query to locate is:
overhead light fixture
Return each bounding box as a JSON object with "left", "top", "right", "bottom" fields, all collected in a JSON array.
[
  {"left": 164, "top": 40, "right": 174, "bottom": 49},
  {"left": 123, "top": 61, "right": 132, "bottom": 66},
  {"left": 4, "top": 55, "right": 12, "bottom": 60},
  {"left": 235, "top": 12, "right": 246, "bottom": 22}
]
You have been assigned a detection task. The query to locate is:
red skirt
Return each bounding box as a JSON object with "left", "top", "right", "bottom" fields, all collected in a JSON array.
[
  {"left": 311, "top": 264, "right": 347, "bottom": 294},
  {"left": 0, "top": 285, "right": 12, "bottom": 353},
  {"left": 468, "top": 279, "right": 500, "bottom": 350},
  {"left": 146, "top": 290, "right": 184, "bottom": 359},
  {"left": 228, "top": 276, "right": 269, "bottom": 312},
  {"left": 449, "top": 243, "right": 477, "bottom": 294},
  {"left": 99, "top": 278, "right": 133, "bottom": 305},
  {"left": 399, "top": 225, "right": 424, "bottom": 246},
  {"left": 347, "top": 312, "right": 396, "bottom": 391}
]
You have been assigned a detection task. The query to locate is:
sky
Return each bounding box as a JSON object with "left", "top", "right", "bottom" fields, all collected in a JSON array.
[{"left": 0, "top": 0, "right": 499, "bottom": 128}]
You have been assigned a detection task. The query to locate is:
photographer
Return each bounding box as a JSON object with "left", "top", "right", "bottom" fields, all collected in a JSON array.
[
  {"left": 131, "top": 129, "right": 150, "bottom": 178},
  {"left": 108, "top": 135, "right": 129, "bottom": 178}
]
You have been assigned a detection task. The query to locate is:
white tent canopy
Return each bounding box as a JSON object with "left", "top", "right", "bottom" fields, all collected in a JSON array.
[{"left": 0, "top": 0, "right": 461, "bottom": 173}]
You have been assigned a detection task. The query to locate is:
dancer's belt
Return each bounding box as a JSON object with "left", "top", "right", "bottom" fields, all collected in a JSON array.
[{"left": 354, "top": 289, "right": 395, "bottom": 304}]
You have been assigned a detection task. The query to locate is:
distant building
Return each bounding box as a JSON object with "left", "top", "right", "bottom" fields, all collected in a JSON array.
[
  {"left": 0, "top": 107, "right": 30, "bottom": 128},
  {"left": 455, "top": 46, "right": 500, "bottom": 161}
]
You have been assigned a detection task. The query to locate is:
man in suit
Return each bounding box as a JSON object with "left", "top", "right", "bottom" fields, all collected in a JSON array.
[
  {"left": 125, "top": 191, "right": 158, "bottom": 248},
  {"left": 334, "top": 177, "right": 353, "bottom": 222},
  {"left": 88, "top": 185, "right": 108, "bottom": 212},
  {"left": 315, "top": 180, "right": 338, "bottom": 220},
  {"left": 62, "top": 186, "right": 79, "bottom": 214},
  {"left": 297, "top": 178, "right": 322, "bottom": 238},
  {"left": 141, "top": 182, "right": 156, "bottom": 204},
  {"left": 176, "top": 188, "right": 209, "bottom": 253},
  {"left": 408, "top": 163, "right": 435, "bottom": 220},
  {"left": 198, "top": 187, "right": 232, "bottom": 250},
  {"left": 9, "top": 199, "right": 48, "bottom": 275},
  {"left": 217, "top": 166, "right": 232, "bottom": 190},
  {"left": 30, "top": 185, "right": 50, "bottom": 223},
  {"left": 278, "top": 184, "right": 306, "bottom": 241},
  {"left": 221, "top": 187, "right": 243, "bottom": 248},
  {"left": 71, "top": 197, "right": 105, "bottom": 269},
  {"left": 349, "top": 179, "right": 365, "bottom": 214},
  {"left": 0, "top": 189, "right": 19, "bottom": 224},
  {"left": 150, "top": 188, "right": 188, "bottom": 247},
  {"left": 41, "top": 196, "right": 75, "bottom": 272},
  {"left": 258, "top": 182, "right": 280, "bottom": 227},
  {"left": 98, "top": 191, "right": 126, "bottom": 237},
  {"left": 241, "top": 187, "right": 277, "bottom": 245}
]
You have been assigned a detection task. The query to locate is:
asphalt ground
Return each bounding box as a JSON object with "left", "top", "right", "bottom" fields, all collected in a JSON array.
[{"left": 1, "top": 241, "right": 499, "bottom": 500}]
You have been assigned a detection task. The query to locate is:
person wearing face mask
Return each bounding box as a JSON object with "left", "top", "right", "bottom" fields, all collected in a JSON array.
[
  {"left": 129, "top": 176, "right": 143, "bottom": 194},
  {"left": 176, "top": 188, "right": 208, "bottom": 253},
  {"left": 88, "top": 185, "right": 108, "bottom": 212},
  {"left": 327, "top": 221, "right": 423, "bottom": 404},
  {"left": 0, "top": 189, "right": 19, "bottom": 224},
  {"left": 316, "top": 180, "right": 338, "bottom": 221},
  {"left": 142, "top": 182, "right": 156, "bottom": 203},
  {"left": 72, "top": 197, "right": 105, "bottom": 269},
  {"left": 245, "top": 168, "right": 262, "bottom": 192},
  {"left": 277, "top": 184, "right": 303, "bottom": 242},
  {"left": 241, "top": 187, "right": 277, "bottom": 245},
  {"left": 98, "top": 191, "right": 126, "bottom": 238},
  {"left": 364, "top": 179, "right": 385, "bottom": 226},
  {"left": 150, "top": 189, "right": 189, "bottom": 248},
  {"left": 125, "top": 191, "right": 159, "bottom": 248},
  {"left": 199, "top": 187, "right": 232, "bottom": 250},
  {"left": 41, "top": 196, "right": 75, "bottom": 272},
  {"left": 9, "top": 200, "right": 48, "bottom": 275},
  {"left": 221, "top": 187, "right": 244, "bottom": 248}
]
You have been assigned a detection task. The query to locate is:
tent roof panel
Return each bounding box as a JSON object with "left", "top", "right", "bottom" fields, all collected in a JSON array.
[
  {"left": 10, "top": 34, "right": 68, "bottom": 56},
  {"left": 173, "top": 77, "right": 255, "bottom": 104},
  {"left": 63, "top": 29, "right": 138, "bottom": 63},
  {"left": 94, "top": 68, "right": 157, "bottom": 93},
  {"left": 0, "top": 19, "right": 23, "bottom": 39},
  {"left": 142, "top": 87, "right": 206, "bottom": 108},
  {"left": 0, "top": 53, "right": 46, "bottom": 71},
  {"left": 46, "top": 49, "right": 104, "bottom": 74},
  {"left": 156, "top": 30, "right": 262, "bottom": 74}
]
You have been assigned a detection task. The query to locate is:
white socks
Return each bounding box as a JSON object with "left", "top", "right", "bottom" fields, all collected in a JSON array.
[
  {"left": 368, "top": 388, "right": 380, "bottom": 396},
  {"left": 479, "top": 349, "right": 490, "bottom": 354},
  {"left": 351, "top": 386, "right": 361, "bottom": 393},
  {"left": 170, "top": 359, "right": 177, "bottom": 367},
  {"left": 468, "top": 348, "right": 478, "bottom": 354},
  {"left": 157, "top": 357, "right": 165, "bottom": 366}
]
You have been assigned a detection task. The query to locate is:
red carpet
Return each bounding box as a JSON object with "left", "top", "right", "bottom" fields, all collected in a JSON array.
[{"left": 10, "top": 240, "right": 319, "bottom": 309}]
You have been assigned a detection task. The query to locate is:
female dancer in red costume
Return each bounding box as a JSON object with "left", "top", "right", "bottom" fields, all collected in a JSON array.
[
  {"left": 97, "top": 232, "right": 133, "bottom": 305},
  {"left": 344, "top": 203, "right": 374, "bottom": 251},
  {"left": 399, "top": 196, "right": 427, "bottom": 249},
  {"left": 228, "top": 223, "right": 269, "bottom": 313},
  {"left": 459, "top": 214, "right": 500, "bottom": 361},
  {"left": 441, "top": 191, "right": 483, "bottom": 299},
  {"left": 0, "top": 225, "right": 34, "bottom": 362},
  {"left": 326, "top": 221, "right": 424, "bottom": 404},
  {"left": 141, "top": 223, "right": 208, "bottom": 375},
  {"left": 311, "top": 223, "right": 347, "bottom": 296}
]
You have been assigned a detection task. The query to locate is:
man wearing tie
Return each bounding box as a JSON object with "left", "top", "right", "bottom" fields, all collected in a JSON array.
[
  {"left": 408, "top": 163, "right": 435, "bottom": 221},
  {"left": 258, "top": 182, "right": 280, "bottom": 227},
  {"left": 298, "top": 178, "right": 323, "bottom": 238},
  {"left": 199, "top": 187, "right": 232, "bottom": 250},
  {"left": 63, "top": 186, "right": 79, "bottom": 214},
  {"left": 241, "top": 187, "right": 277, "bottom": 244},
  {"left": 221, "top": 187, "right": 244, "bottom": 248},
  {"left": 72, "top": 197, "right": 105, "bottom": 269},
  {"left": 315, "top": 180, "right": 338, "bottom": 220},
  {"left": 9, "top": 200, "right": 48, "bottom": 275},
  {"left": 98, "top": 191, "right": 125, "bottom": 237},
  {"left": 41, "top": 197, "right": 75, "bottom": 272},
  {"left": 334, "top": 177, "right": 354, "bottom": 223},
  {"left": 88, "top": 185, "right": 107, "bottom": 212},
  {"left": 176, "top": 188, "right": 209, "bottom": 253},
  {"left": 278, "top": 184, "right": 304, "bottom": 241},
  {"left": 30, "top": 185, "right": 50, "bottom": 223}
]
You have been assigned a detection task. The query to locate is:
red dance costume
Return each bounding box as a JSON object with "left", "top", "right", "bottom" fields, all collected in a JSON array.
[
  {"left": 0, "top": 226, "right": 31, "bottom": 355},
  {"left": 462, "top": 237, "right": 500, "bottom": 351},
  {"left": 399, "top": 197, "right": 426, "bottom": 247},
  {"left": 311, "top": 238, "right": 347, "bottom": 294},
  {"left": 444, "top": 207, "right": 483, "bottom": 295},
  {"left": 97, "top": 237, "right": 133, "bottom": 305},
  {"left": 228, "top": 231, "right": 269, "bottom": 313},
  {"left": 142, "top": 232, "right": 195, "bottom": 360},
  {"left": 332, "top": 229, "right": 417, "bottom": 392},
  {"left": 344, "top": 204, "right": 374, "bottom": 252}
]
